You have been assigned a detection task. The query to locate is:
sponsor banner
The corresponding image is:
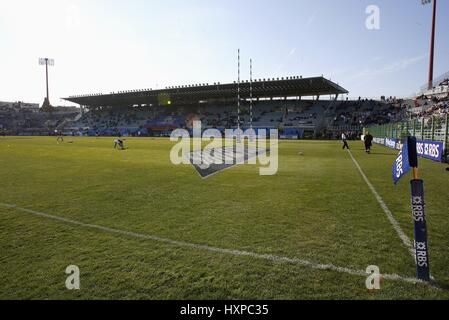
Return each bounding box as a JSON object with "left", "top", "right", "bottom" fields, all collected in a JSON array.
[
  {"left": 410, "top": 179, "right": 431, "bottom": 281},
  {"left": 416, "top": 140, "right": 444, "bottom": 162},
  {"left": 392, "top": 139, "right": 411, "bottom": 185},
  {"left": 374, "top": 137, "right": 443, "bottom": 162},
  {"left": 385, "top": 138, "right": 397, "bottom": 149},
  {"left": 373, "top": 137, "right": 385, "bottom": 145}
]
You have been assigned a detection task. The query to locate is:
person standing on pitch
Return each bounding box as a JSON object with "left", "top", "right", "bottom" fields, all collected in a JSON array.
[
  {"left": 364, "top": 132, "right": 373, "bottom": 154},
  {"left": 341, "top": 132, "right": 350, "bottom": 150},
  {"left": 56, "top": 130, "right": 64, "bottom": 143}
]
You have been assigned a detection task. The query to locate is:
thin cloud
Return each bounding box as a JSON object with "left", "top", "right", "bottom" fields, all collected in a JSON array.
[
  {"left": 306, "top": 14, "right": 316, "bottom": 28},
  {"left": 275, "top": 48, "right": 297, "bottom": 73},
  {"left": 350, "top": 54, "right": 428, "bottom": 80},
  {"left": 371, "top": 56, "right": 384, "bottom": 62}
]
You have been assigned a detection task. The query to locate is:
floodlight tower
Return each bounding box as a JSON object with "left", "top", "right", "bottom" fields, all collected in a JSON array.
[
  {"left": 249, "top": 58, "right": 253, "bottom": 130},
  {"left": 39, "top": 57, "right": 54, "bottom": 111},
  {"left": 422, "top": 0, "right": 437, "bottom": 90},
  {"left": 237, "top": 49, "right": 241, "bottom": 130}
]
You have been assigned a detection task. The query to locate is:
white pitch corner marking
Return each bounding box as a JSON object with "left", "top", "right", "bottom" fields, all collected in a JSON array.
[
  {"left": 347, "top": 150, "right": 415, "bottom": 257},
  {"left": 347, "top": 150, "right": 436, "bottom": 283},
  {"left": 0, "top": 202, "right": 435, "bottom": 287}
]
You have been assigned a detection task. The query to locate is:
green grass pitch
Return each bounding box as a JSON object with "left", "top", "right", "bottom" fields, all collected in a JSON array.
[{"left": 0, "top": 136, "right": 448, "bottom": 299}]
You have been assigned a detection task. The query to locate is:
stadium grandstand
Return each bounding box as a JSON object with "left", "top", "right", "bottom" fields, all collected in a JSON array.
[
  {"left": 3, "top": 74, "right": 447, "bottom": 142},
  {"left": 0, "top": 101, "right": 81, "bottom": 136},
  {"left": 58, "top": 76, "right": 393, "bottom": 139},
  {"left": 364, "top": 71, "right": 449, "bottom": 164}
]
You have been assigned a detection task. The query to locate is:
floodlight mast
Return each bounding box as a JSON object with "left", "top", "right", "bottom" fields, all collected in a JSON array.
[
  {"left": 39, "top": 57, "right": 54, "bottom": 110},
  {"left": 422, "top": 0, "right": 437, "bottom": 90},
  {"left": 237, "top": 49, "right": 241, "bottom": 130},
  {"left": 250, "top": 59, "right": 253, "bottom": 130},
  {"left": 45, "top": 60, "right": 49, "bottom": 101}
]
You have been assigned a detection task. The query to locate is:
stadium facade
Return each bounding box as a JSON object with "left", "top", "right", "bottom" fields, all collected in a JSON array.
[
  {"left": 63, "top": 76, "right": 348, "bottom": 108},
  {"left": 57, "top": 76, "right": 352, "bottom": 139}
]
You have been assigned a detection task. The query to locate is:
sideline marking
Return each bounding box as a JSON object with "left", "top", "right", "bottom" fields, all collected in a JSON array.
[
  {"left": 0, "top": 202, "right": 433, "bottom": 287},
  {"left": 347, "top": 149, "right": 437, "bottom": 283},
  {"left": 347, "top": 149, "right": 415, "bottom": 258}
]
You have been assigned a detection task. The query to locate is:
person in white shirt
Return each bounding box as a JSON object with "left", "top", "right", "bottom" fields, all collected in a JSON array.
[
  {"left": 114, "top": 139, "right": 124, "bottom": 150},
  {"left": 341, "top": 132, "right": 350, "bottom": 150}
]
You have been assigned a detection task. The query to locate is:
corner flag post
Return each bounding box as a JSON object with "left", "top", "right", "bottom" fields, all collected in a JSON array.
[{"left": 407, "top": 137, "right": 431, "bottom": 281}]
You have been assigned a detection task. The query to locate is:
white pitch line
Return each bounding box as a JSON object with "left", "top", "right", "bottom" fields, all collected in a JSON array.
[
  {"left": 0, "top": 202, "right": 432, "bottom": 287},
  {"left": 347, "top": 150, "right": 415, "bottom": 259}
]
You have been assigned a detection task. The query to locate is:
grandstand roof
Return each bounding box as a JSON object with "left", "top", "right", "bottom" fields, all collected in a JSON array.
[{"left": 63, "top": 76, "right": 348, "bottom": 108}]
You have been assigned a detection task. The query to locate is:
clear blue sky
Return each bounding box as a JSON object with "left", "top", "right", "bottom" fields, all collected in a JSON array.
[{"left": 0, "top": 0, "right": 448, "bottom": 104}]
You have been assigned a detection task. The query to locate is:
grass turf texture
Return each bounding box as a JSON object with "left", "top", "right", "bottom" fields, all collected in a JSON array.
[{"left": 0, "top": 136, "right": 448, "bottom": 299}]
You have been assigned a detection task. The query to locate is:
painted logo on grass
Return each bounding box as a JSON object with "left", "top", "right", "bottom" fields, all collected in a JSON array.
[{"left": 170, "top": 121, "right": 278, "bottom": 178}]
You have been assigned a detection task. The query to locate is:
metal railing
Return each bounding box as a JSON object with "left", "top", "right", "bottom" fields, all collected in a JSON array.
[
  {"left": 327, "top": 125, "right": 363, "bottom": 132},
  {"left": 364, "top": 113, "right": 449, "bottom": 152}
]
